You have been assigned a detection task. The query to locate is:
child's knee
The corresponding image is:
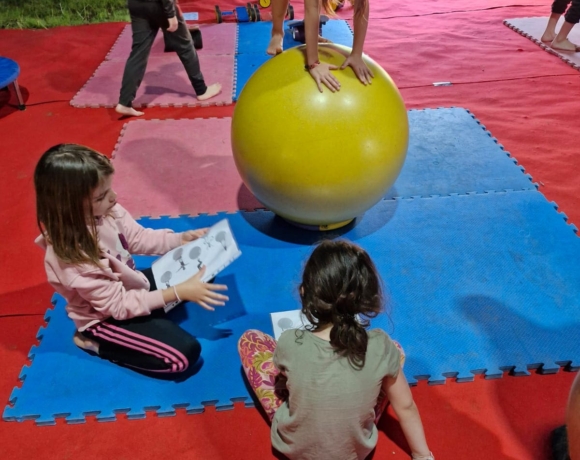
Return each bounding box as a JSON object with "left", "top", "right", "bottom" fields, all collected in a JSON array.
[{"left": 180, "top": 336, "right": 201, "bottom": 370}]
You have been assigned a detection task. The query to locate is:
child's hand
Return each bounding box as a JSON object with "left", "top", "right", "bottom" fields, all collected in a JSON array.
[
  {"left": 309, "top": 63, "right": 341, "bottom": 93},
  {"left": 167, "top": 16, "right": 178, "bottom": 33},
  {"left": 176, "top": 266, "right": 229, "bottom": 311},
  {"left": 340, "top": 54, "right": 374, "bottom": 86},
  {"left": 181, "top": 228, "right": 208, "bottom": 245}
]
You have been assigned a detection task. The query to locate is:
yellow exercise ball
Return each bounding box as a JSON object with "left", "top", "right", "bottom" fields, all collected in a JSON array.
[{"left": 231, "top": 44, "right": 409, "bottom": 229}]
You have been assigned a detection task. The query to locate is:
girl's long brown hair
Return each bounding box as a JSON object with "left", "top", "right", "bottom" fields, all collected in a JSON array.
[
  {"left": 300, "top": 240, "right": 384, "bottom": 369},
  {"left": 34, "top": 144, "right": 114, "bottom": 266},
  {"left": 321, "top": 0, "right": 368, "bottom": 21}
]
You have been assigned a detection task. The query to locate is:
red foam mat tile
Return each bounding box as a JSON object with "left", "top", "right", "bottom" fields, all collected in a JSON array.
[{"left": 111, "top": 118, "right": 261, "bottom": 218}]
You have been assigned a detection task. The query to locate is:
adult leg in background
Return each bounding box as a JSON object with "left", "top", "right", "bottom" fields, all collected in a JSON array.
[
  {"left": 553, "top": 0, "right": 580, "bottom": 51},
  {"left": 267, "top": 0, "right": 291, "bottom": 55},
  {"left": 117, "top": 0, "right": 161, "bottom": 115},
  {"left": 162, "top": 9, "right": 207, "bottom": 96},
  {"left": 542, "top": 0, "right": 571, "bottom": 42}
]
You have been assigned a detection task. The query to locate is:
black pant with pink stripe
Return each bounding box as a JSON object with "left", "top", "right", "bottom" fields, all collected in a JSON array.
[{"left": 81, "top": 269, "right": 201, "bottom": 375}]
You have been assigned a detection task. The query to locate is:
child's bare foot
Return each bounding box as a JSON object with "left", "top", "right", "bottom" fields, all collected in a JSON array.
[
  {"left": 267, "top": 34, "right": 284, "bottom": 55},
  {"left": 197, "top": 83, "right": 222, "bottom": 101},
  {"left": 115, "top": 104, "right": 144, "bottom": 117},
  {"left": 541, "top": 30, "right": 556, "bottom": 42},
  {"left": 73, "top": 331, "right": 99, "bottom": 354},
  {"left": 551, "top": 38, "right": 580, "bottom": 52}
]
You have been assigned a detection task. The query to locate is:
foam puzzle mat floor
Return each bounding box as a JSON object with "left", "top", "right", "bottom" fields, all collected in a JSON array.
[
  {"left": 4, "top": 106, "right": 579, "bottom": 424},
  {"left": 111, "top": 108, "right": 536, "bottom": 218}
]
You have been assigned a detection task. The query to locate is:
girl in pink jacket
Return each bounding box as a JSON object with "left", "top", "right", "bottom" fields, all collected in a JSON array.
[{"left": 34, "top": 144, "right": 228, "bottom": 375}]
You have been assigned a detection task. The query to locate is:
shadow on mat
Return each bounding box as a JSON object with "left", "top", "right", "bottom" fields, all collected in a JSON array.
[
  {"left": 238, "top": 186, "right": 401, "bottom": 246},
  {"left": 458, "top": 295, "right": 580, "bottom": 373},
  {"left": 0, "top": 86, "right": 28, "bottom": 120},
  {"left": 142, "top": 84, "right": 193, "bottom": 99},
  {"left": 168, "top": 275, "right": 247, "bottom": 340}
]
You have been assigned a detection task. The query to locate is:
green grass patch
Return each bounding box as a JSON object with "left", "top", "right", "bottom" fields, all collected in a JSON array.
[{"left": 0, "top": 0, "right": 130, "bottom": 29}]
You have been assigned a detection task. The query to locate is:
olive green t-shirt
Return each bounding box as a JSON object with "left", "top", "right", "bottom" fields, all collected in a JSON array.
[{"left": 271, "top": 328, "right": 401, "bottom": 460}]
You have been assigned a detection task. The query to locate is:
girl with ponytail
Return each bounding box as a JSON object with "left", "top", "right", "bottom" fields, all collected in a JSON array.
[{"left": 238, "top": 240, "right": 433, "bottom": 460}]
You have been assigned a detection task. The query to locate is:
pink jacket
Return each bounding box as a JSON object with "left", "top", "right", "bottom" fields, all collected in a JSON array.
[{"left": 36, "top": 204, "right": 183, "bottom": 331}]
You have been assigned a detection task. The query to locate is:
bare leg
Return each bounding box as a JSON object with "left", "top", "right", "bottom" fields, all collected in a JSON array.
[
  {"left": 73, "top": 331, "right": 100, "bottom": 354},
  {"left": 267, "top": 0, "right": 290, "bottom": 55},
  {"left": 541, "top": 13, "right": 562, "bottom": 42},
  {"left": 552, "top": 20, "right": 580, "bottom": 51}
]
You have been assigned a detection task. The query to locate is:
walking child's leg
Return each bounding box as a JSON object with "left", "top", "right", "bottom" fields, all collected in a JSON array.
[
  {"left": 374, "top": 340, "right": 406, "bottom": 424},
  {"left": 238, "top": 329, "right": 283, "bottom": 421},
  {"left": 162, "top": 12, "right": 222, "bottom": 100},
  {"left": 552, "top": 0, "right": 580, "bottom": 50},
  {"left": 542, "top": 0, "right": 571, "bottom": 42},
  {"left": 116, "top": 1, "right": 159, "bottom": 116},
  {"left": 267, "top": 0, "right": 291, "bottom": 55}
]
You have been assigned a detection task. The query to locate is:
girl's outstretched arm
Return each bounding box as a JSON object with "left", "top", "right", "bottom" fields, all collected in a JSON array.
[
  {"left": 384, "top": 371, "right": 433, "bottom": 459},
  {"left": 305, "top": 0, "right": 340, "bottom": 92},
  {"left": 340, "top": 0, "right": 373, "bottom": 85}
]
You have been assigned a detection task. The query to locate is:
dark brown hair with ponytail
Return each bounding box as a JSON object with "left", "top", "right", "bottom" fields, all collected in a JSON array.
[{"left": 300, "top": 239, "right": 383, "bottom": 369}]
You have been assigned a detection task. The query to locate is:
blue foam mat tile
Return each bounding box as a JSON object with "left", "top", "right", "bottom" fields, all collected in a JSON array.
[
  {"left": 234, "top": 54, "right": 270, "bottom": 100},
  {"left": 391, "top": 108, "right": 537, "bottom": 199},
  {"left": 236, "top": 20, "right": 353, "bottom": 55},
  {"left": 5, "top": 188, "right": 580, "bottom": 421}
]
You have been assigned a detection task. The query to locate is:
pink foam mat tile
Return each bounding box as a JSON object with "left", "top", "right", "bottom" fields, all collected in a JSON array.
[
  {"left": 504, "top": 17, "right": 580, "bottom": 71},
  {"left": 70, "top": 54, "right": 233, "bottom": 108},
  {"left": 111, "top": 118, "right": 263, "bottom": 218},
  {"left": 106, "top": 23, "right": 237, "bottom": 61}
]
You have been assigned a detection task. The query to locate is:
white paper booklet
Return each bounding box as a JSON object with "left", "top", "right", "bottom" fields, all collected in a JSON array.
[
  {"left": 270, "top": 309, "right": 313, "bottom": 340},
  {"left": 152, "top": 219, "right": 242, "bottom": 310},
  {"left": 271, "top": 310, "right": 365, "bottom": 340}
]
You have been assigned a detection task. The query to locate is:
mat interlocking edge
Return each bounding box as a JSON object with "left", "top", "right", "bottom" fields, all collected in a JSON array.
[
  {"left": 110, "top": 107, "right": 536, "bottom": 219},
  {"left": 504, "top": 17, "right": 580, "bottom": 71},
  {"left": 4, "top": 188, "right": 579, "bottom": 425}
]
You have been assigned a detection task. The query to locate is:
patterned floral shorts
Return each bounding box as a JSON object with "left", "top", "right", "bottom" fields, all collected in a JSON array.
[{"left": 237, "top": 329, "right": 405, "bottom": 422}]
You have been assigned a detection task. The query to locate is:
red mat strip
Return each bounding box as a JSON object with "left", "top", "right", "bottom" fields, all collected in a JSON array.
[{"left": 1, "top": 2, "right": 579, "bottom": 458}]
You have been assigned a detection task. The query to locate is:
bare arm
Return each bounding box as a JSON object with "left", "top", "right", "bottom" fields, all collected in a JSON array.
[
  {"left": 384, "top": 371, "right": 433, "bottom": 459},
  {"left": 340, "top": 0, "right": 374, "bottom": 84},
  {"left": 351, "top": 0, "right": 369, "bottom": 57},
  {"left": 304, "top": 0, "right": 341, "bottom": 92},
  {"left": 304, "top": 0, "right": 321, "bottom": 67}
]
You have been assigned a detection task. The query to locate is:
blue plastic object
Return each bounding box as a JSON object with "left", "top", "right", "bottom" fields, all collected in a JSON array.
[
  {"left": 235, "top": 6, "right": 249, "bottom": 22},
  {"left": 4, "top": 109, "right": 579, "bottom": 425},
  {"left": 0, "top": 56, "right": 24, "bottom": 110},
  {"left": 0, "top": 57, "right": 19, "bottom": 88}
]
